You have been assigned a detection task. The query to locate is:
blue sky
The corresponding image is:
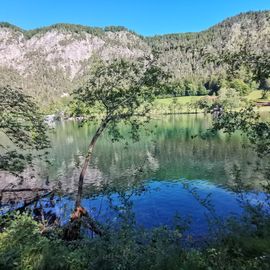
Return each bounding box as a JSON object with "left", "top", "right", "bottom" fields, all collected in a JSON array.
[{"left": 1, "top": 0, "right": 270, "bottom": 36}]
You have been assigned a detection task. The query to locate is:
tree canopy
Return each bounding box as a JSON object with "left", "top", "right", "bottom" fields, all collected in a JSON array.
[
  {"left": 71, "top": 57, "right": 168, "bottom": 209},
  {"left": 0, "top": 85, "right": 49, "bottom": 174},
  {"left": 72, "top": 57, "right": 168, "bottom": 142}
]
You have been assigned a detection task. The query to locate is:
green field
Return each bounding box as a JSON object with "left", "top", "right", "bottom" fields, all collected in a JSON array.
[
  {"left": 155, "top": 96, "right": 202, "bottom": 105},
  {"left": 152, "top": 91, "right": 270, "bottom": 114},
  {"left": 247, "top": 90, "right": 270, "bottom": 112},
  {"left": 152, "top": 96, "right": 203, "bottom": 114},
  {"left": 247, "top": 90, "right": 270, "bottom": 101},
  {"left": 247, "top": 90, "right": 263, "bottom": 100}
]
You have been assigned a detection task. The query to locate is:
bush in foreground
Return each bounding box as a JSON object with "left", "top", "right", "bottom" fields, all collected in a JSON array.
[{"left": 0, "top": 213, "right": 269, "bottom": 270}]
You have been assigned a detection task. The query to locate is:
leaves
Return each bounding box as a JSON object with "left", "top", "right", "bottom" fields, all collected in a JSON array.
[
  {"left": 0, "top": 85, "right": 50, "bottom": 174},
  {"left": 72, "top": 58, "right": 169, "bottom": 142},
  {"left": 210, "top": 105, "right": 270, "bottom": 157}
]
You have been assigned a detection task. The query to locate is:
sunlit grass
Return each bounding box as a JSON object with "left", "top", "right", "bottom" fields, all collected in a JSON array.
[
  {"left": 155, "top": 96, "right": 203, "bottom": 105},
  {"left": 247, "top": 90, "right": 270, "bottom": 101},
  {"left": 151, "top": 96, "right": 203, "bottom": 114}
]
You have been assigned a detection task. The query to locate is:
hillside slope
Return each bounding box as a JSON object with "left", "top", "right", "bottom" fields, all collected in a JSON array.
[
  {"left": 0, "top": 11, "right": 269, "bottom": 104},
  {"left": 147, "top": 11, "right": 270, "bottom": 78}
]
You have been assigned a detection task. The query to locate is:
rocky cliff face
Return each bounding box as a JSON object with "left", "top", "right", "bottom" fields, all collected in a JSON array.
[
  {"left": 0, "top": 25, "right": 150, "bottom": 103},
  {"left": 0, "top": 11, "right": 269, "bottom": 104},
  {"left": 0, "top": 27, "right": 148, "bottom": 78}
]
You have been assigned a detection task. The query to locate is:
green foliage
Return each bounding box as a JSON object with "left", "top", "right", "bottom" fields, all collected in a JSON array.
[
  {"left": 148, "top": 11, "right": 270, "bottom": 79},
  {"left": 1, "top": 210, "right": 270, "bottom": 270},
  {"left": 104, "top": 26, "right": 136, "bottom": 34},
  {"left": 72, "top": 58, "right": 168, "bottom": 142},
  {"left": 161, "top": 79, "right": 208, "bottom": 98},
  {"left": 261, "top": 78, "right": 270, "bottom": 99},
  {"left": 0, "top": 22, "right": 22, "bottom": 32},
  {"left": 218, "top": 87, "right": 242, "bottom": 109},
  {"left": 215, "top": 49, "right": 270, "bottom": 98},
  {"left": 24, "top": 23, "right": 105, "bottom": 39},
  {"left": 210, "top": 105, "right": 270, "bottom": 157},
  {"left": 0, "top": 213, "right": 47, "bottom": 269},
  {"left": 227, "top": 79, "right": 252, "bottom": 96},
  {"left": 0, "top": 213, "right": 86, "bottom": 270},
  {"left": 196, "top": 89, "right": 242, "bottom": 113},
  {"left": 0, "top": 85, "right": 49, "bottom": 174},
  {"left": 0, "top": 21, "right": 138, "bottom": 39}
]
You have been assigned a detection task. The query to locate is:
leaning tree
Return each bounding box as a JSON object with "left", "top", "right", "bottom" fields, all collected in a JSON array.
[{"left": 71, "top": 57, "right": 168, "bottom": 211}]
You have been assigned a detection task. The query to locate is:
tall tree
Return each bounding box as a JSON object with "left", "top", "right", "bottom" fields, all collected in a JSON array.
[{"left": 72, "top": 57, "right": 168, "bottom": 208}]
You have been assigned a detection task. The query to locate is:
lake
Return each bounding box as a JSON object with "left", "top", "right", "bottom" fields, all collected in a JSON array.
[
  {"left": 45, "top": 114, "right": 264, "bottom": 185},
  {"left": 2, "top": 114, "right": 269, "bottom": 238}
]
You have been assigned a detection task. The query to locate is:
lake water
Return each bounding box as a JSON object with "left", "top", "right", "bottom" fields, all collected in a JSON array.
[
  {"left": 32, "top": 114, "right": 268, "bottom": 237},
  {"left": 3, "top": 114, "right": 269, "bottom": 238},
  {"left": 45, "top": 114, "right": 266, "bottom": 188}
]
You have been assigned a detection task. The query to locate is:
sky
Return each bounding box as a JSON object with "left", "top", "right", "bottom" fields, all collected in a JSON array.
[{"left": 1, "top": 0, "right": 270, "bottom": 36}]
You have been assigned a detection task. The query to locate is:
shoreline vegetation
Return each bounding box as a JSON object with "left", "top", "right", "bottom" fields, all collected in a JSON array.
[
  {"left": 45, "top": 90, "right": 270, "bottom": 123},
  {"left": 1, "top": 100, "right": 270, "bottom": 268}
]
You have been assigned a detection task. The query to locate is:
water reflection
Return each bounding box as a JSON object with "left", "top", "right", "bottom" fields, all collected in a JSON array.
[
  {"left": 35, "top": 179, "right": 268, "bottom": 238},
  {"left": 42, "top": 114, "right": 267, "bottom": 193},
  {"left": 1, "top": 114, "right": 269, "bottom": 237}
]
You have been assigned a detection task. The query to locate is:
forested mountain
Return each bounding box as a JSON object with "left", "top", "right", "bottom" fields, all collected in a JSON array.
[
  {"left": 147, "top": 11, "right": 270, "bottom": 79},
  {"left": 0, "top": 11, "right": 269, "bottom": 105}
]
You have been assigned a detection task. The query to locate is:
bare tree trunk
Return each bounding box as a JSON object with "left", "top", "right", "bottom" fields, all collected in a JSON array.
[{"left": 75, "top": 118, "right": 109, "bottom": 208}]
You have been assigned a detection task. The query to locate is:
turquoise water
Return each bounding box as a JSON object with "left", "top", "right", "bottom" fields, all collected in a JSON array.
[
  {"left": 45, "top": 114, "right": 266, "bottom": 188},
  {"left": 33, "top": 114, "right": 269, "bottom": 236}
]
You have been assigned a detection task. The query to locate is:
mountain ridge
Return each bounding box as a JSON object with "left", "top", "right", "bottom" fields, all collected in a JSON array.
[
  {"left": 0, "top": 10, "right": 269, "bottom": 105},
  {"left": 1, "top": 10, "right": 269, "bottom": 37}
]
